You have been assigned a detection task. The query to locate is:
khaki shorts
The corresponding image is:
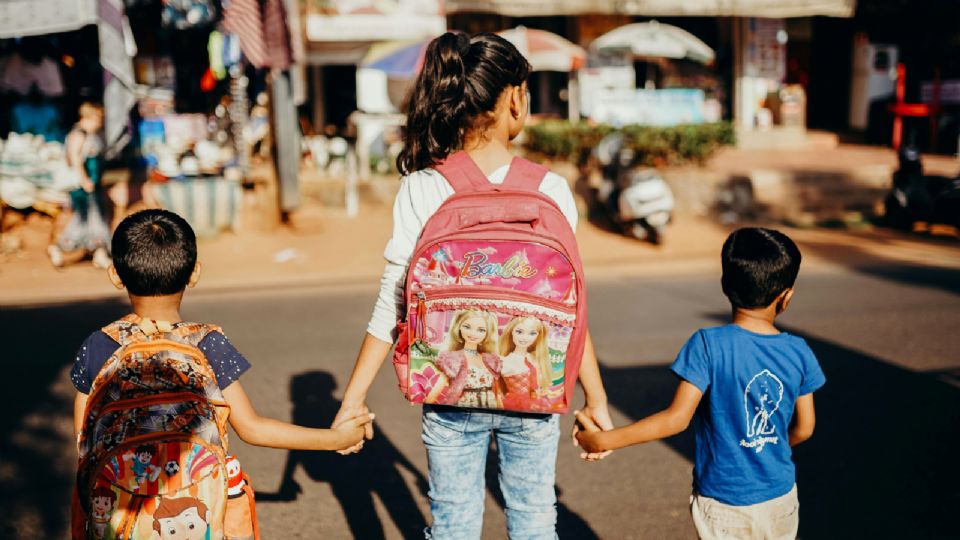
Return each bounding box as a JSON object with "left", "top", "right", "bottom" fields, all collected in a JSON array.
[{"left": 690, "top": 484, "right": 799, "bottom": 540}]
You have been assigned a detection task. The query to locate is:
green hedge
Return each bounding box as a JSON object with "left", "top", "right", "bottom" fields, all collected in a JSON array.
[{"left": 523, "top": 120, "right": 735, "bottom": 166}]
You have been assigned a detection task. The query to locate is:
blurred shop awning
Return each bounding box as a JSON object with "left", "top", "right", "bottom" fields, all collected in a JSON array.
[
  {"left": 304, "top": 1, "right": 445, "bottom": 43},
  {"left": 0, "top": 0, "right": 97, "bottom": 39},
  {"left": 445, "top": 0, "right": 856, "bottom": 18}
]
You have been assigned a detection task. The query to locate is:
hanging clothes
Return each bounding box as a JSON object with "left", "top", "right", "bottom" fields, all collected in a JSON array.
[
  {"left": 97, "top": 0, "right": 138, "bottom": 158},
  {"left": 271, "top": 68, "right": 299, "bottom": 212},
  {"left": 0, "top": 53, "right": 65, "bottom": 97},
  {"left": 222, "top": 0, "right": 291, "bottom": 69}
]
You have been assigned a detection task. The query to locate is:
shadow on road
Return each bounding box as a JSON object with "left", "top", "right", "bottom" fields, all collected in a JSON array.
[
  {"left": 256, "top": 371, "right": 429, "bottom": 539},
  {"left": 0, "top": 297, "right": 128, "bottom": 540},
  {"left": 601, "top": 316, "right": 960, "bottom": 539},
  {"left": 798, "top": 236, "right": 960, "bottom": 296}
]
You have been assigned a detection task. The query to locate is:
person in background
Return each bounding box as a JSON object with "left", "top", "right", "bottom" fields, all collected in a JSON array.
[{"left": 48, "top": 102, "right": 111, "bottom": 269}]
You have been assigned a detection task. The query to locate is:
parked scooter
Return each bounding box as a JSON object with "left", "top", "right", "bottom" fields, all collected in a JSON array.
[
  {"left": 593, "top": 132, "right": 675, "bottom": 244},
  {"left": 884, "top": 143, "right": 960, "bottom": 230}
]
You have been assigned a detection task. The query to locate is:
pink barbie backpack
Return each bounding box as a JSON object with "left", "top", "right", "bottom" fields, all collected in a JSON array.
[{"left": 392, "top": 151, "right": 587, "bottom": 414}]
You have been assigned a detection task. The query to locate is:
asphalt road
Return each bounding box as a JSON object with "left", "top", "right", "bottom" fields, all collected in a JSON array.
[{"left": 2, "top": 262, "right": 958, "bottom": 539}]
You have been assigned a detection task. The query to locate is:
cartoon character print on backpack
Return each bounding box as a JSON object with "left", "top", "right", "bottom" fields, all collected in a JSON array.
[
  {"left": 123, "top": 445, "right": 162, "bottom": 491},
  {"left": 152, "top": 496, "right": 210, "bottom": 540},
  {"left": 90, "top": 487, "right": 118, "bottom": 539},
  {"left": 394, "top": 153, "right": 587, "bottom": 414}
]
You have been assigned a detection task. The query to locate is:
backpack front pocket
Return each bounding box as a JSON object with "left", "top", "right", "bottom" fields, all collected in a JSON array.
[{"left": 405, "top": 288, "right": 576, "bottom": 413}]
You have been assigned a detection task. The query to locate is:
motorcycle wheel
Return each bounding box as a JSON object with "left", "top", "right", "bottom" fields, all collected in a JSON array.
[{"left": 883, "top": 193, "right": 914, "bottom": 230}]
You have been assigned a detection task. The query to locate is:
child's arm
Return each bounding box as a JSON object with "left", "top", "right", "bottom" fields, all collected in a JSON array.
[
  {"left": 575, "top": 380, "right": 703, "bottom": 454},
  {"left": 332, "top": 333, "right": 393, "bottom": 453},
  {"left": 222, "top": 381, "right": 374, "bottom": 451},
  {"left": 65, "top": 129, "right": 94, "bottom": 192},
  {"left": 788, "top": 393, "right": 816, "bottom": 446},
  {"left": 74, "top": 391, "right": 89, "bottom": 446},
  {"left": 573, "top": 331, "right": 615, "bottom": 461}
]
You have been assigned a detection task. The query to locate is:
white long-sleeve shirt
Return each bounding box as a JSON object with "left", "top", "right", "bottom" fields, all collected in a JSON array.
[{"left": 366, "top": 164, "right": 579, "bottom": 342}]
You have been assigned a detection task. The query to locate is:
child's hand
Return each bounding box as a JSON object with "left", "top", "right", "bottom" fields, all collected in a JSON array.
[
  {"left": 573, "top": 410, "right": 609, "bottom": 457},
  {"left": 332, "top": 402, "right": 373, "bottom": 454},
  {"left": 331, "top": 412, "right": 375, "bottom": 451},
  {"left": 572, "top": 406, "right": 614, "bottom": 461}
]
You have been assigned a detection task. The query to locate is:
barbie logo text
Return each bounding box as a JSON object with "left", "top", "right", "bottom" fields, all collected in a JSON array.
[{"left": 460, "top": 251, "right": 538, "bottom": 280}]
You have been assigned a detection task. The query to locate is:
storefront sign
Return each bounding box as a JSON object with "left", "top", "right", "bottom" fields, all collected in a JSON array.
[
  {"left": 588, "top": 88, "right": 705, "bottom": 126},
  {"left": 578, "top": 67, "right": 635, "bottom": 118},
  {"left": 743, "top": 17, "right": 786, "bottom": 82},
  {"left": 306, "top": 0, "right": 446, "bottom": 42}
]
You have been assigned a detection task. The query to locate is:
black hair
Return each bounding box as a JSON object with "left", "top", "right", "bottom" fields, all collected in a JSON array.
[
  {"left": 721, "top": 227, "right": 802, "bottom": 309},
  {"left": 111, "top": 210, "right": 197, "bottom": 296},
  {"left": 135, "top": 445, "right": 155, "bottom": 456},
  {"left": 397, "top": 32, "right": 531, "bottom": 175}
]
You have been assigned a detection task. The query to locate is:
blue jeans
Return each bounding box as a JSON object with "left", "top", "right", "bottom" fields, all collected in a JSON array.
[{"left": 421, "top": 405, "right": 560, "bottom": 540}]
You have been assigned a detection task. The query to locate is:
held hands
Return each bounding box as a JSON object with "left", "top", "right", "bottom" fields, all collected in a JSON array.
[
  {"left": 572, "top": 406, "right": 613, "bottom": 461},
  {"left": 81, "top": 178, "right": 95, "bottom": 193},
  {"left": 332, "top": 402, "right": 374, "bottom": 455},
  {"left": 331, "top": 410, "right": 375, "bottom": 451}
]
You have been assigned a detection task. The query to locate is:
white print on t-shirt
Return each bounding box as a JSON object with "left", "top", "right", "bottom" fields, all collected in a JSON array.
[{"left": 739, "top": 369, "right": 784, "bottom": 453}]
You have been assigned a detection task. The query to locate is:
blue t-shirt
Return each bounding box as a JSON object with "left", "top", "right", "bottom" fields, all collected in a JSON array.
[
  {"left": 671, "top": 325, "right": 826, "bottom": 506},
  {"left": 70, "top": 329, "right": 251, "bottom": 394}
]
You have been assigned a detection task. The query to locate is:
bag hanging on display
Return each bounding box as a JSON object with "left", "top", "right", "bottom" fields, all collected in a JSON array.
[
  {"left": 161, "top": 0, "right": 217, "bottom": 29},
  {"left": 392, "top": 152, "right": 588, "bottom": 414}
]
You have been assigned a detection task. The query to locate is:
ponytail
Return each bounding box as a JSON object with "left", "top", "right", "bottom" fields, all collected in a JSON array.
[{"left": 397, "top": 32, "right": 530, "bottom": 175}]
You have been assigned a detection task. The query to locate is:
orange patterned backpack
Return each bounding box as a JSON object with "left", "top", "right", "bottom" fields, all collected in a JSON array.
[{"left": 72, "top": 315, "right": 258, "bottom": 540}]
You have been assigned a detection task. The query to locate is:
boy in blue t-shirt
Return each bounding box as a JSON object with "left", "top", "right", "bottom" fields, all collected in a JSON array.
[{"left": 575, "top": 227, "right": 825, "bottom": 540}]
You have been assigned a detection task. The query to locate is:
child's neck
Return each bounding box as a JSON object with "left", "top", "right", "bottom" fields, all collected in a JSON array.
[
  {"left": 462, "top": 130, "right": 513, "bottom": 176},
  {"left": 731, "top": 306, "right": 779, "bottom": 335},
  {"left": 129, "top": 292, "right": 185, "bottom": 323}
]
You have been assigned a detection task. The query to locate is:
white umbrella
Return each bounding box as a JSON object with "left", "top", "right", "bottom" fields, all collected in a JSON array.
[{"left": 591, "top": 21, "right": 715, "bottom": 64}]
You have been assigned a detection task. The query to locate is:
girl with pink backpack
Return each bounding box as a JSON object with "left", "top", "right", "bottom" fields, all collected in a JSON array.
[{"left": 332, "top": 31, "right": 613, "bottom": 539}]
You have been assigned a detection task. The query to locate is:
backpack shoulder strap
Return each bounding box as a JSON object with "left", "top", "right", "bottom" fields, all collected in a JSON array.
[
  {"left": 502, "top": 156, "right": 549, "bottom": 191},
  {"left": 433, "top": 151, "right": 489, "bottom": 193},
  {"left": 101, "top": 314, "right": 146, "bottom": 347},
  {"left": 170, "top": 322, "right": 222, "bottom": 348},
  {"left": 101, "top": 315, "right": 220, "bottom": 349}
]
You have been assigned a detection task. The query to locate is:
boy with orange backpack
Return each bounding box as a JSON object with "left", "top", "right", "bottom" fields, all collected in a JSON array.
[{"left": 71, "top": 209, "right": 374, "bottom": 540}]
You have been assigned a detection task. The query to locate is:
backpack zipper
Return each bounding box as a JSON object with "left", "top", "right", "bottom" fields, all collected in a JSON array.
[
  {"left": 85, "top": 341, "right": 221, "bottom": 415},
  {"left": 415, "top": 286, "right": 576, "bottom": 314},
  {"left": 415, "top": 232, "right": 575, "bottom": 268},
  {"left": 93, "top": 391, "right": 227, "bottom": 418}
]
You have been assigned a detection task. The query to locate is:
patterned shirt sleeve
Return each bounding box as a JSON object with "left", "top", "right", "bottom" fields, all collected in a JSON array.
[
  {"left": 70, "top": 332, "right": 121, "bottom": 394},
  {"left": 670, "top": 330, "right": 712, "bottom": 392},
  {"left": 198, "top": 331, "right": 252, "bottom": 390}
]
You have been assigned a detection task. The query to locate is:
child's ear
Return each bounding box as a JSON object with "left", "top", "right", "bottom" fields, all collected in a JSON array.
[
  {"left": 776, "top": 288, "right": 794, "bottom": 314},
  {"left": 510, "top": 85, "right": 525, "bottom": 119},
  {"left": 188, "top": 262, "right": 202, "bottom": 288},
  {"left": 506, "top": 85, "right": 527, "bottom": 140},
  {"left": 107, "top": 265, "right": 125, "bottom": 290}
]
